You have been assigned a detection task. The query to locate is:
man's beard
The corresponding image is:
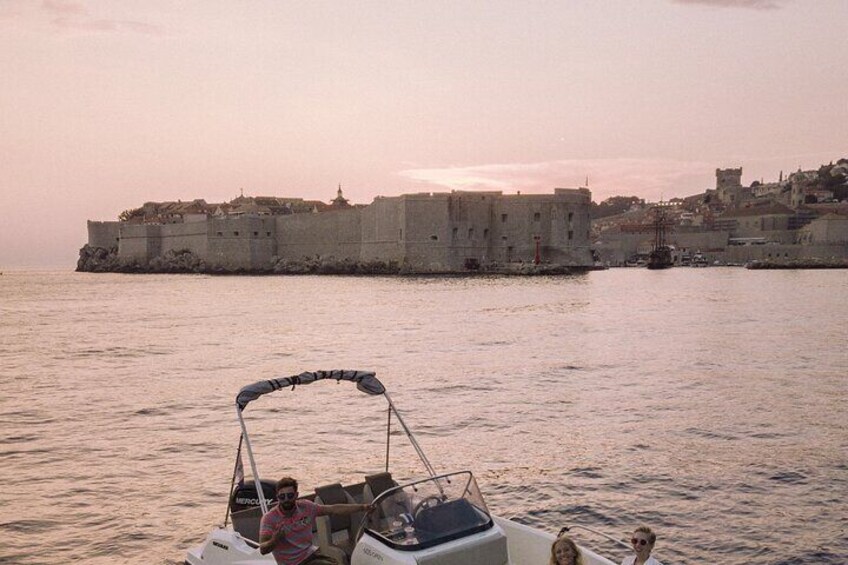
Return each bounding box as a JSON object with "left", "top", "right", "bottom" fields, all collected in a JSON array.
[{"left": 281, "top": 500, "right": 296, "bottom": 511}]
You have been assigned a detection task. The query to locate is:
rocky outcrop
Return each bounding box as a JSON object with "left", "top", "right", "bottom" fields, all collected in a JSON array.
[
  {"left": 479, "top": 262, "right": 592, "bottom": 275},
  {"left": 76, "top": 245, "right": 122, "bottom": 272},
  {"left": 76, "top": 245, "right": 206, "bottom": 274},
  {"left": 148, "top": 249, "right": 207, "bottom": 273},
  {"left": 77, "top": 245, "right": 595, "bottom": 275},
  {"left": 269, "top": 256, "right": 592, "bottom": 275}
]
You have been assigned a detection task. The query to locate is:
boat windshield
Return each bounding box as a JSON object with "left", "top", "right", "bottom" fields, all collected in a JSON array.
[{"left": 362, "top": 471, "right": 493, "bottom": 551}]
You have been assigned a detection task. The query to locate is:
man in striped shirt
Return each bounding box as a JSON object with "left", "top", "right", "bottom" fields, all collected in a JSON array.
[{"left": 259, "top": 476, "right": 368, "bottom": 565}]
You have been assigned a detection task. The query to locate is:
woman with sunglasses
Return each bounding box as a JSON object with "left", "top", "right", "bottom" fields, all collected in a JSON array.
[
  {"left": 620, "top": 526, "right": 663, "bottom": 565},
  {"left": 549, "top": 534, "right": 585, "bottom": 565}
]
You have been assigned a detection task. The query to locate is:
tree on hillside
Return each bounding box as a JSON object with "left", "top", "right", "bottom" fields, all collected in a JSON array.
[
  {"left": 818, "top": 160, "right": 848, "bottom": 201},
  {"left": 118, "top": 208, "right": 143, "bottom": 222}
]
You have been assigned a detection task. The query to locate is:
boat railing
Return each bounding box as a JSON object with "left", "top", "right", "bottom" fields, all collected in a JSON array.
[{"left": 232, "top": 530, "right": 260, "bottom": 548}]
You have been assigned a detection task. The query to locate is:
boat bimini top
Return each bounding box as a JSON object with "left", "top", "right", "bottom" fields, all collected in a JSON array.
[
  {"left": 233, "top": 369, "right": 441, "bottom": 516},
  {"left": 212, "top": 369, "right": 508, "bottom": 565}
]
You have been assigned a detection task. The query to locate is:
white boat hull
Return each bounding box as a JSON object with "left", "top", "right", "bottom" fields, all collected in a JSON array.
[
  {"left": 185, "top": 516, "right": 616, "bottom": 565},
  {"left": 493, "top": 516, "right": 615, "bottom": 565},
  {"left": 185, "top": 527, "right": 273, "bottom": 565}
]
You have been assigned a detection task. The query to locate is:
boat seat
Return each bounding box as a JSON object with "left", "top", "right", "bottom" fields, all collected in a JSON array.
[
  {"left": 363, "top": 472, "right": 411, "bottom": 526},
  {"left": 314, "top": 483, "right": 363, "bottom": 565},
  {"left": 363, "top": 472, "right": 397, "bottom": 503}
]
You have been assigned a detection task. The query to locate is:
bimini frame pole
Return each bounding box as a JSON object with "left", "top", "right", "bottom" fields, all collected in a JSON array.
[
  {"left": 236, "top": 405, "right": 269, "bottom": 515},
  {"left": 385, "top": 404, "right": 391, "bottom": 473},
  {"left": 383, "top": 392, "right": 437, "bottom": 479},
  {"left": 223, "top": 433, "right": 245, "bottom": 528}
]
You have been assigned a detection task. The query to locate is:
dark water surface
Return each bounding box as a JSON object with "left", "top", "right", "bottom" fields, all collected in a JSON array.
[{"left": 1, "top": 270, "right": 846, "bottom": 564}]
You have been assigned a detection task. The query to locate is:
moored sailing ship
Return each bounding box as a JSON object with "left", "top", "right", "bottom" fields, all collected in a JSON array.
[{"left": 647, "top": 203, "right": 674, "bottom": 270}]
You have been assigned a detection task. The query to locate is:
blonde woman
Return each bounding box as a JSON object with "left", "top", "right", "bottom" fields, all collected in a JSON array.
[
  {"left": 620, "top": 526, "right": 663, "bottom": 565},
  {"left": 550, "top": 534, "right": 584, "bottom": 565}
]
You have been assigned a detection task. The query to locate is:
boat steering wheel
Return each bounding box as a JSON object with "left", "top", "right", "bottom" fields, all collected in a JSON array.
[{"left": 412, "top": 495, "right": 444, "bottom": 519}]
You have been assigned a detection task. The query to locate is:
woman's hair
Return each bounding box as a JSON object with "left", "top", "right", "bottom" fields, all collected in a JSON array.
[
  {"left": 634, "top": 525, "right": 657, "bottom": 546},
  {"left": 549, "top": 535, "right": 584, "bottom": 565}
]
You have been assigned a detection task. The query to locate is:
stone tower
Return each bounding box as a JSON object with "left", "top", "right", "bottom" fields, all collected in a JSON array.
[{"left": 716, "top": 167, "right": 743, "bottom": 205}]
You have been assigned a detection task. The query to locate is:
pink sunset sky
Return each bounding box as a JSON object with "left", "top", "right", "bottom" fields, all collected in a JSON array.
[{"left": 1, "top": 0, "right": 846, "bottom": 268}]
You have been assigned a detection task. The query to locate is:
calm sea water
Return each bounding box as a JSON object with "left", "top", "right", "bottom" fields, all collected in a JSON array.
[{"left": 1, "top": 269, "right": 846, "bottom": 564}]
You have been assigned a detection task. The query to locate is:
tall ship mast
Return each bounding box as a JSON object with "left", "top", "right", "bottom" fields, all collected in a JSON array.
[{"left": 647, "top": 202, "right": 674, "bottom": 269}]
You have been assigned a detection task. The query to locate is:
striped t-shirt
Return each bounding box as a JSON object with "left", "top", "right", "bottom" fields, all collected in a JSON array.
[{"left": 259, "top": 500, "right": 319, "bottom": 565}]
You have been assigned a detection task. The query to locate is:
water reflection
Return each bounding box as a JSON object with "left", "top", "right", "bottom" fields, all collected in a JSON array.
[{"left": 0, "top": 270, "right": 845, "bottom": 564}]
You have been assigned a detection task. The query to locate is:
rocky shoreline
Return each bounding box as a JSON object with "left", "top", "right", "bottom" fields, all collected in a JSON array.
[
  {"left": 76, "top": 245, "right": 593, "bottom": 276},
  {"left": 77, "top": 245, "right": 207, "bottom": 274}
]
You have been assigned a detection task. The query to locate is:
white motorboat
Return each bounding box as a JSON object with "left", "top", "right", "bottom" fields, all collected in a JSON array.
[
  {"left": 185, "top": 370, "right": 618, "bottom": 565},
  {"left": 691, "top": 252, "right": 709, "bottom": 267}
]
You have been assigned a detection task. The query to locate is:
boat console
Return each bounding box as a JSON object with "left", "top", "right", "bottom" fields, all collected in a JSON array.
[{"left": 352, "top": 471, "right": 508, "bottom": 565}]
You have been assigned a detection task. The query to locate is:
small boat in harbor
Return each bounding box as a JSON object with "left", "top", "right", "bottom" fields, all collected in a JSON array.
[
  {"left": 185, "top": 370, "right": 617, "bottom": 565},
  {"left": 691, "top": 252, "right": 709, "bottom": 267}
]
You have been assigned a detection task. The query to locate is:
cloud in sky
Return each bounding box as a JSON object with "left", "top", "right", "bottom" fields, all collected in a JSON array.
[
  {"left": 398, "top": 159, "right": 717, "bottom": 203},
  {"left": 670, "top": 0, "right": 788, "bottom": 9},
  {"left": 41, "top": 0, "right": 165, "bottom": 35}
]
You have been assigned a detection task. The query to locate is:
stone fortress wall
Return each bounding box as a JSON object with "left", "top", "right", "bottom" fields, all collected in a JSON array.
[
  {"left": 84, "top": 188, "right": 594, "bottom": 273},
  {"left": 208, "top": 216, "right": 277, "bottom": 270},
  {"left": 360, "top": 197, "right": 405, "bottom": 264},
  {"left": 87, "top": 221, "right": 120, "bottom": 250},
  {"left": 277, "top": 208, "right": 362, "bottom": 264}
]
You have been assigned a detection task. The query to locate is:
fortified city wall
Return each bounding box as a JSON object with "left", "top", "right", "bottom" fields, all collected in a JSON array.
[
  {"left": 81, "top": 188, "right": 595, "bottom": 274},
  {"left": 360, "top": 197, "right": 406, "bottom": 264},
  {"left": 276, "top": 208, "right": 362, "bottom": 262},
  {"left": 208, "top": 216, "right": 276, "bottom": 270},
  {"left": 595, "top": 230, "right": 731, "bottom": 264},
  {"left": 357, "top": 189, "right": 594, "bottom": 271},
  {"left": 596, "top": 220, "right": 848, "bottom": 267},
  {"left": 87, "top": 221, "right": 120, "bottom": 249},
  {"left": 800, "top": 215, "right": 848, "bottom": 244},
  {"left": 119, "top": 224, "right": 164, "bottom": 261}
]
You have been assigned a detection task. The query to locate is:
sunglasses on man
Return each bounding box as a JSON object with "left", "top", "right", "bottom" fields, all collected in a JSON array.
[
  {"left": 277, "top": 492, "right": 297, "bottom": 501},
  {"left": 631, "top": 538, "right": 649, "bottom": 546}
]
